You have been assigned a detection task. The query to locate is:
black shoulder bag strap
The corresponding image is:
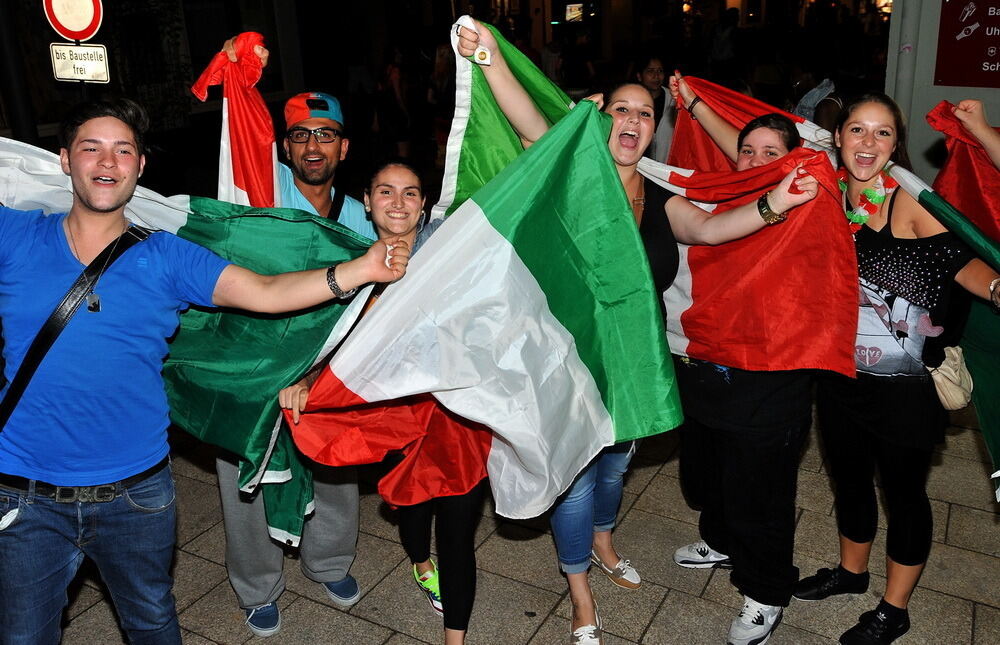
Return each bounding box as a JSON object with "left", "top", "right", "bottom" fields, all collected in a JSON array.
[
  {"left": 327, "top": 187, "right": 347, "bottom": 223},
  {"left": 0, "top": 225, "right": 151, "bottom": 431}
]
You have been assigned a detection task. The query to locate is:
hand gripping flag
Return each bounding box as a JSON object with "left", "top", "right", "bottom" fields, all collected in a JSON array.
[
  {"left": 927, "top": 101, "right": 1000, "bottom": 500},
  {"left": 191, "top": 31, "right": 279, "bottom": 208},
  {"left": 0, "top": 136, "right": 369, "bottom": 543},
  {"left": 291, "top": 100, "right": 683, "bottom": 519}
]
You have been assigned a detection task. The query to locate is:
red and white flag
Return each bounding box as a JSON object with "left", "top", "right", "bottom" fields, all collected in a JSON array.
[
  {"left": 658, "top": 77, "right": 857, "bottom": 375},
  {"left": 191, "top": 31, "right": 278, "bottom": 207}
]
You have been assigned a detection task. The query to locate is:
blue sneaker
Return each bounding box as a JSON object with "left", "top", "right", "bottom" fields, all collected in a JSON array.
[
  {"left": 323, "top": 574, "right": 361, "bottom": 608},
  {"left": 244, "top": 602, "right": 280, "bottom": 637}
]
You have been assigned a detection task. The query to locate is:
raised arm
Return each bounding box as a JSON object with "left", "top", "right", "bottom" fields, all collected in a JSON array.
[
  {"left": 212, "top": 237, "right": 409, "bottom": 313},
  {"left": 669, "top": 72, "right": 741, "bottom": 163},
  {"left": 953, "top": 99, "right": 1000, "bottom": 170},
  {"left": 665, "top": 164, "right": 817, "bottom": 245},
  {"left": 456, "top": 21, "right": 550, "bottom": 148}
]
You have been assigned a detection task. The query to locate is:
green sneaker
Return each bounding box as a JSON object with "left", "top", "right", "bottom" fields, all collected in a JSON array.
[{"left": 413, "top": 562, "right": 444, "bottom": 615}]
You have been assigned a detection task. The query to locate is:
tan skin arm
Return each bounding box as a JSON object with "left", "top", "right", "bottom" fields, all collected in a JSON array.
[
  {"left": 456, "top": 22, "right": 550, "bottom": 148},
  {"left": 212, "top": 238, "right": 409, "bottom": 313},
  {"left": 890, "top": 190, "right": 1000, "bottom": 301},
  {"left": 669, "top": 72, "right": 741, "bottom": 163},
  {"left": 666, "top": 164, "right": 818, "bottom": 245}
]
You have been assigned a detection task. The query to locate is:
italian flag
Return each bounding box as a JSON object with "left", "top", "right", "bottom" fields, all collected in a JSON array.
[
  {"left": 926, "top": 101, "right": 1000, "bottom": 499},
  {"left": 660, "top": 77, "right": 858, "bottom": 375},
  {"left": 191, "top": 31, "right": 279, "bottom": 208},
  {"left": 0, "top": 135, "right": 366, "bottom": 543},
  {"left": 292, "top": 100, "right": 683, "bottom": 519}
]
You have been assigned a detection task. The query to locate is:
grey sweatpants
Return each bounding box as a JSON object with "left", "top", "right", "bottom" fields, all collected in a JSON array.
[{"left": 215, "top": 454, "right": 359, "bottom": 608}]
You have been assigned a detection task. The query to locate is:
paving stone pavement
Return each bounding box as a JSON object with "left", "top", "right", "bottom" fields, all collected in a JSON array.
[{"left": 60, "top": 410, "right": 1000, "bottom": 644}]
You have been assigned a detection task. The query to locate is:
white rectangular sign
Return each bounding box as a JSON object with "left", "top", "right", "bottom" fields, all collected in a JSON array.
[{"left": 50, "top": 43, "right": 110, "bottom": 83}]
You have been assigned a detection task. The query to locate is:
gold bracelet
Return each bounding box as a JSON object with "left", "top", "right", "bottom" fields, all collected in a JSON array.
[{"left": 757, "top": 191, "right": 787, "bottom": 225}]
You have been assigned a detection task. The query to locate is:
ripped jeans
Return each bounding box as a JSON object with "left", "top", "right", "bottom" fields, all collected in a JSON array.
[{"left": 0, "top": 465, "right": 180, "bottom": 645}]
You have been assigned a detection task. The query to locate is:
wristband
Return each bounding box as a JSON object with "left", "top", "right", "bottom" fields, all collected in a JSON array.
[
  {"left": 686, "top": 96, "right": 703, "bottom": 120},
  {"left": 990, "top": 277, "right": 1000, "bottom": 314},
  {"left": 757, "top": 191, "right": 787, "bottom": 225},
  {"left": 326, "top": 264, "right": 357, "bottom": 299}
]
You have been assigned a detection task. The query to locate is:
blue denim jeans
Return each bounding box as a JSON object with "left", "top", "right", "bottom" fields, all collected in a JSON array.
[
  {"left": 0, "top": 464, "right": 180, "bottom": 645},
  {"left": 549, "top": 441, "right": 636, "bottom": 574}
]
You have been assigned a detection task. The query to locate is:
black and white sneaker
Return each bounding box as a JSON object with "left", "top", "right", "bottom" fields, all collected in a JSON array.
[
  {"left": 673, "top": 540, "right": 733, "bottom": 569},
  {"left": 840, "top": 600, "right": 910, "bottom": 644},
  {"left": 728, "top": 596, "right": 782, "bottom": 645}
]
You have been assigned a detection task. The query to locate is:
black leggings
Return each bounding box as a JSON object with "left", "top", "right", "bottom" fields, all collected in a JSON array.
[
  {"left": 397, "top": 480, "right": 486, "bottom": 631},
  {"left": 817, "top": 375, "right": 936, "bottom": 566}
]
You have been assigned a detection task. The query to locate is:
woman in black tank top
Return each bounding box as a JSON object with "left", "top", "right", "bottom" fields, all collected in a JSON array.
[
  {"left": 800, "top": 93, "right": 1000, "bottom": 645},
  {"left": 456, "top": 24, "right": 822, "bottom": 644}
]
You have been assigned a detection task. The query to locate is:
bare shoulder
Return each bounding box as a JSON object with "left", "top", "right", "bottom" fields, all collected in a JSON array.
[{"left": 891, "top": 188, "right": 946, "bottom": 238}]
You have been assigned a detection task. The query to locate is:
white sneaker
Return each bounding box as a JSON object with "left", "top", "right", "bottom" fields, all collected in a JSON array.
[
  {"left": 673, "top": 540, "right": 733, "bottom": 569},
  {"left": 591, "top": 549, "right": 641, "bottom": 589},
  {"left": 728, "top": 596, "right": 782, "bottom": 645},
  {"left": 570, "top": 604, "right": 603, "bottom": 645}
]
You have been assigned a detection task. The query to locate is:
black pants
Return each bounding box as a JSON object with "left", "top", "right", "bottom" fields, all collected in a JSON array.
[
  {"left": 397, "top": 480, "right": 486, "bottom": 631},
  {"left": 681, "top": 415, "right": 809, "bottom": 606},
  {"left": 817, "top": 373, "right": 936, "bottom": 566}
]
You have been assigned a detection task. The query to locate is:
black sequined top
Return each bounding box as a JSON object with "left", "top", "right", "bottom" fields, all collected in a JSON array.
[{"left": 853, "top": 191, "right": 973, "bottom": 372}]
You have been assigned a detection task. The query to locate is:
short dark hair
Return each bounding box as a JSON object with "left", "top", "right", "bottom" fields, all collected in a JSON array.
[
  {"left": 834, "top": 92, "right": 912, "bottom": 171},
  {"left": 366, "top": 158, "right": 423, "bottom": 194},
  {"left": 737, "top": 113, "right": 799, "bottom": 152},
  {"left": 58, "top": 98, "right": 150, "bottom": 156}
]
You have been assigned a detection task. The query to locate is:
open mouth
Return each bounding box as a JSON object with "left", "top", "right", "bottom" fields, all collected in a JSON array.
[
  {"left": 854, "top": 152, "right": 877, "bottom": 167},
  {"left": 93, "top": 175, "right": 117, "bottom": 185},
  {"left": 385, "top": 211, "right": 412, "bottom": 220},
  {"left": 618, "top": 130, "right": 639, "bottom": 150}
]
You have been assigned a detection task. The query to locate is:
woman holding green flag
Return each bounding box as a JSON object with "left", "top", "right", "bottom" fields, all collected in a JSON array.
[{"left": 458, "top": 21, "right": 819, "bottom": 645}]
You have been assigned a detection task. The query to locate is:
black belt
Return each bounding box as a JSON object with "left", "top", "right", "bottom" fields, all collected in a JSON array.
[{"left": 0, "top": 456, "right": 169, "bottom": 503}]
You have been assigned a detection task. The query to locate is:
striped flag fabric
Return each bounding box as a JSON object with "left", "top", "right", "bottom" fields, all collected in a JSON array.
[
  {"left": 291, "top": 100, "right": 684, "bottom": 519},
  {"left": 0, "top": 135, "right": 368, "bottom": 543},
  {"left": 191, "top": 31, "right": 279, "bottom": 208}
]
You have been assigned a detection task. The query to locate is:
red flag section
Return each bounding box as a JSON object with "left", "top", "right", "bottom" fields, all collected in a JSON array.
[
  {"left": 927, "top": 101, "right": 1000, "bottom": 241},
  {"left": 191, "top": 31, "right": 275, "bottom": 207},
  {"left": 662, "top": 78, "right": 857, "bottom": 376},
  {"left": 289, "top": 372, "right": 491, "bottom": 507}
]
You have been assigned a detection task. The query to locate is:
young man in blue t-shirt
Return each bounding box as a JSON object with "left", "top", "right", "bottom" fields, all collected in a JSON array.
[{"left": 0, "top": 98, "right": 409, "bottom": 645}]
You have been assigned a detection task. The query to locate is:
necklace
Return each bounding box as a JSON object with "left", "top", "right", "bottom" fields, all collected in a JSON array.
[
  {"left": 837, "top": 167, "right": 898, "bottom": 233},
  {"left": 66, "top": 219, "right": 128, "bottom": 313}
]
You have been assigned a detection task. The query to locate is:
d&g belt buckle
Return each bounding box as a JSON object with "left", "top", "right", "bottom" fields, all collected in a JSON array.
[{"left": 54, "top": 484, "right": 117, "bottom": 503}]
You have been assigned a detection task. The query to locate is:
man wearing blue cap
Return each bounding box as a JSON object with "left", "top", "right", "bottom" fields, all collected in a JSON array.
[
  {"left": 276, "top": 91, "right": 375, "bottom": 238},
  {"left": 215, "top": 39, "right": 372, "bottom": 639}
]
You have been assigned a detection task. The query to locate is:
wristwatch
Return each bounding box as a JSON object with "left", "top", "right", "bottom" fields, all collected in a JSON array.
[{"left": 757, "top": 191, "right": 787, "bottom": 225}]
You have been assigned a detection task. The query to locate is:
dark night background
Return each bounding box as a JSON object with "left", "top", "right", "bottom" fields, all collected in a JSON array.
[{"left": 0, "top": 0, "right": 891, "bottom": 204}]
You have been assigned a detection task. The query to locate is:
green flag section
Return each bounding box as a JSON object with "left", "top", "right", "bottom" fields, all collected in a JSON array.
[
  {"left": 165, "top": 196, "right": 371, "bottom": 542},
  {"left": 295, "top": 100, "right": 683, "bottom": 519},
  {"left": 432, "top": 16, "right": 572, "bottom": 219}
]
